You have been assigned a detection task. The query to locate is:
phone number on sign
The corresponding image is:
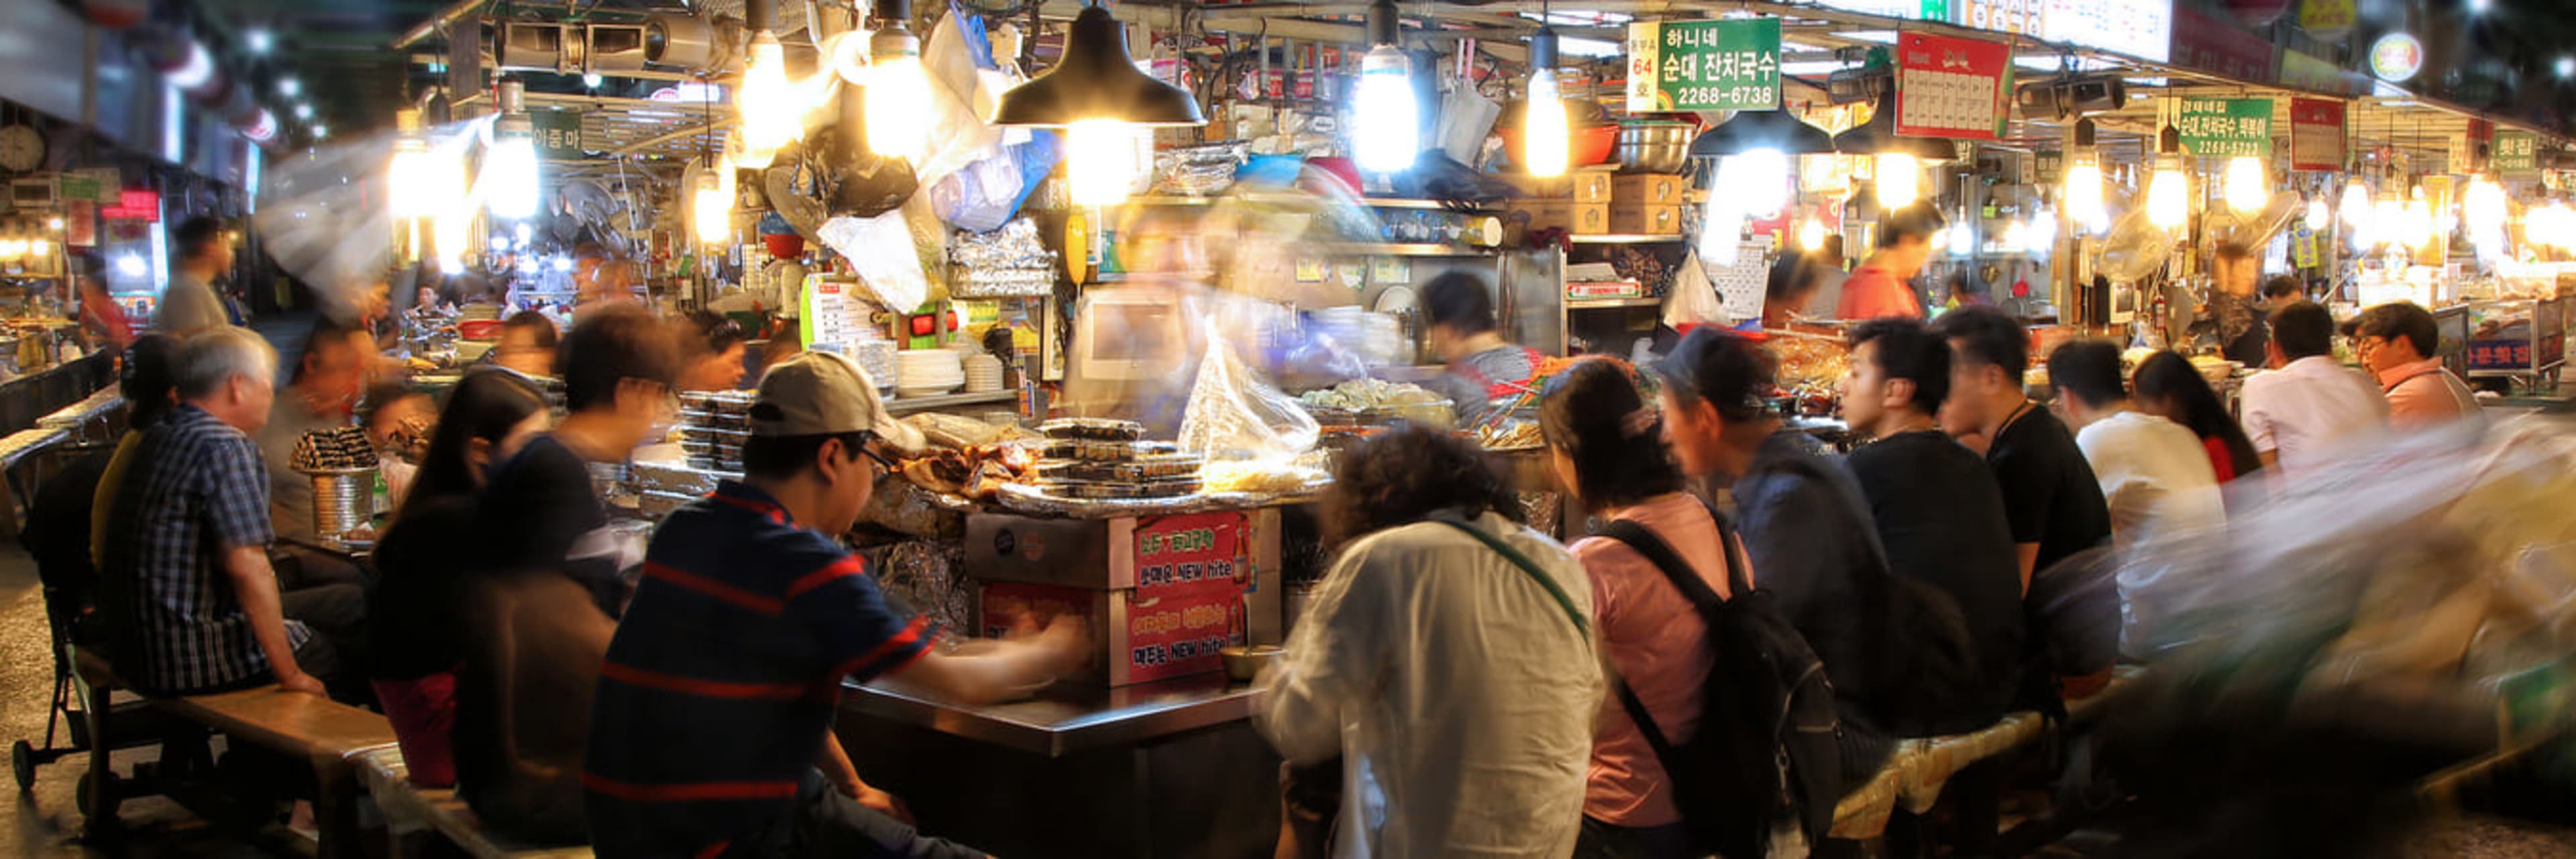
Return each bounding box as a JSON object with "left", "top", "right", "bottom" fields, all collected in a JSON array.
[
  {"left": 1132, "top": 636, "right": 1236, "bottom": 668},
  {"left": 1668, "top": 85, "right": 1774, "bottom": 109}
]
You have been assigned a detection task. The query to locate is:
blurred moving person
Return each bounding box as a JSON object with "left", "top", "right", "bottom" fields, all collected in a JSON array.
[
  {"left": 2131, "top": 351, "right": 2265, "bottom": 485},
  {"left": 2347, "top": 302, "right": 2479, "bottom": 431},
  {"left": 158, "top": 216, "right": 241, "bottom": 334},
  {"left": 1835, "top": 205, "right": 1943, "bottom": 321},
  {"left": 1420, "top": 270, "right": 1546, "bottom": 425},
  {"left": 1258, "top": 425, "right": 1600, "bottom": 859},
  {"left": 492, "top": 311, "right": 559, "bottom": 378},
  {"left": 1935, "top": 307, "right": 2111, "bottom": 593},
  {"left": 2239, "top": 301, "right": 2387, "bottom": 481},
  {"left": 1541, "top": 358, "right": 1741, "bottom": 859},
  {"left": 2207, "top": 242, "right": 2271, "bottom": 366}
]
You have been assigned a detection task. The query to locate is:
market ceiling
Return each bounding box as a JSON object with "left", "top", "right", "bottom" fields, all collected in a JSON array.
[{"left": 283, "top": 0, "right": 2576, "bottom": 156}]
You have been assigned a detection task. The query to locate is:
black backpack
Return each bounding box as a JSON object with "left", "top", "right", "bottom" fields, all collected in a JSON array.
[{"left": 1601, "top": 508, "right": 1842, "bottom": 859}]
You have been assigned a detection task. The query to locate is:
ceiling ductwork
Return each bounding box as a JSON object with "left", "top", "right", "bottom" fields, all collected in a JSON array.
[
  {"left": 645, "top": 15, "right": 720, "bottom": 70},
  {"left": 494, "top": 15, "right": 732, "bottom": 76}
]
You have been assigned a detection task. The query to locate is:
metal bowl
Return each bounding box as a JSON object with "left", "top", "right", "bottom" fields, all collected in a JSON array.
[
  {"left": 1220, "top": 645, "right": 1286, "bottom": 683},
  {"left": 1617, "top": 122, "right": 1695, "bottom": 174}
]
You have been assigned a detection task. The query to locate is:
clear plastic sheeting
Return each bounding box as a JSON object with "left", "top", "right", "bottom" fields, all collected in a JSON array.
[
  {"left": 254, "top": 132, "right": 400, "bottom": 321},
  {"left": 1179, "top": 315, "right": 1320, "bottom": 463},
  {"left": 2114, "top": 416, "right": 2576, "bottom": 738}
]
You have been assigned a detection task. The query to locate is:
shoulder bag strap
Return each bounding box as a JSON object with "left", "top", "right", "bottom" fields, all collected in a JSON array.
[
  {"left": 1596, "top": 509, "right": 1746, "bottom": 776},
  {"left": 1428, "top": 517, "right": 1587, "bottom": 638}
]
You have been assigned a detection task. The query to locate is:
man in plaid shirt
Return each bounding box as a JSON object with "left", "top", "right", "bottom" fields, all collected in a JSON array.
[{"left": 99, "top": 327, "right": 360, "bottom": 699}]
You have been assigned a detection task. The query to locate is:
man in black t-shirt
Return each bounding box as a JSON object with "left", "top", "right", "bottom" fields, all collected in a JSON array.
[
  {"left": 472, "top": 304, "right": 682, "bottom": 618},
  {"left": 1934, "top": 307, "right": 2112, "bottom": 591},
  {"left": 1839, "top": 319, "right": 2024, "bottom": 728}
]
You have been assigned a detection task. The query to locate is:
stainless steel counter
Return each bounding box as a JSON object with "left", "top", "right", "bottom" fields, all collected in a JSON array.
[{"left": 840, "top": 673, "right": 1265, "bottom": 758}]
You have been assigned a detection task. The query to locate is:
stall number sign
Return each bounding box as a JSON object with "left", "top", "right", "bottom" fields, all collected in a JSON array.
[
  {"left": 2496, "top": 132, "right": 2540, "bottom": 174},
  {"left": 2176, "top": 98, "right": 2273, "bottom": 158},
  {"left": 1895, "top": 32, "right": 2010, "bottom": 140},
  {"left": 1625, "top": 19, "right": 1782, "bottom": 113},
  {"left": 532, "top": 109, "right": 583, "bottom": 160}
]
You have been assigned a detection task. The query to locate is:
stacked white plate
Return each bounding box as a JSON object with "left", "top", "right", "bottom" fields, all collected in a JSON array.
[
  {"left": 962, "top": 354, "right": 1006, "bottom": 393},
  {"left": 895, "top": 349, "right": 964, "bottom": 398}
]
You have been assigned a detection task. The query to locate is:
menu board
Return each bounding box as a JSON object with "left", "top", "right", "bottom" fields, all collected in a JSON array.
[
  {"left": 1956, "top": 0, "right": 2045, "bottom": 38},
  {"left": 1894, "top": 32, "right": 2011, "bottom": 141},
  {"left": 2042, "top": 0, "right": 2172, "bottom": 63},
  {"left": 798, "top": 274, "right": 865, "bottom": 348},
  {"left": 2496, "top": 132, "right": 2540, "bottom": 175},
  {"left": 1625, "top": 19, "right": 1782, "bottom": 113},
  {"left": 2176, "top": 97, "right": 2273, "bottom": 158},
  {"left": 2289, "top": 98, "right": 2345, "bottom": 172}
]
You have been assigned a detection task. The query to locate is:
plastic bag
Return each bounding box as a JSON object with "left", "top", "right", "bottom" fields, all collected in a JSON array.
[
  {"left": 930, "top": 152, "right": 1026, "bottom": 232},
  {"left": 818, "top": 206, "right": 934, "bottom": 313},
  {"left": 1662, "top": 249, "right": 1729, "bottom": 330},
  {"left": 914, "top": 9, "right": 1007, "bottom": 189},
  {"left": 1179, "top": 317, "right": 1319, "bottom": 462}
]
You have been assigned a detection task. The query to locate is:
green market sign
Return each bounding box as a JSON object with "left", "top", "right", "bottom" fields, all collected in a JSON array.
[
  {"left": 532, "top": 109, "right": 585, "bottom": 160},
  {"left": 2176, "top": 97, "right": 2273, "bottom": 158},
  {"left": 1625, "top": 19, "right": 1782, "bottom": 112},
  {"left": 2495, "top": 132, "right": 2539, "bottom": 174}
]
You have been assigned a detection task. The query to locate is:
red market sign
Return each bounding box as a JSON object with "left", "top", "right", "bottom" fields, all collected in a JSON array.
[
  {"left": 1895, "top": 32, "right": 2011, "bottom": 141},
  {"left": 2169, "top": 5, "right": 2278, "bottom": 85},
  {"left": 2289, "top": 98, "right": 2346, "bottom": 172},
  {"left": 99, "top": 189, "right": 160, "bottom": 222},
  {"left": 1133, "top": 511, "right": 1248, "bottom": 595}
]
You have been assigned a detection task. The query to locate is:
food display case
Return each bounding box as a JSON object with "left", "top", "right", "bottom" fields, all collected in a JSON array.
[{"left": 2464, "top": 296, "right": 2567, "bottom": 390}]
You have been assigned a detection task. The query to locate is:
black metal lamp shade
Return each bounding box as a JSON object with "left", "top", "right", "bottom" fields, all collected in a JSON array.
[
  {"left": 989, "top": 5, "right": 1205, "bottom": 128},
  {"left": 1688, "top": 108, "right": 1833, "bottom": 156},
  {"left": 1832, "top": 95, "right": 1956, "bottom": 160}
]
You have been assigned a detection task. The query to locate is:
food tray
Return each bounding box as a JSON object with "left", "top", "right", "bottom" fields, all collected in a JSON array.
[
  {"left": 680, "top": 409, "right": 750, "bottom": 431},
  {"left": 1040, "top": 440, "right": 1182, "bottom": 462},
  {"left": 1038, "top": 417, "right": 1145, "bottom": 442},
  {"left": 1026, "top": 477, "right": 1204, "bottom": 500},
  {"left": 639, "top": 490, "right": 698, "bottom": 519},
  {"left": 680, "top": 391, "right": 756, "bottom": 414},
  {"left": 630, "top": 460, "right": 727, "bottom": 496},
  {"left": 1031, "top": 455, "right": 1205, "bottom": 483}
]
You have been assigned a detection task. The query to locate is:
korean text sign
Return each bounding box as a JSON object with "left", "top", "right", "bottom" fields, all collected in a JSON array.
[
  {"left": 1625, "top": 19, "right": 1782, "bottom": 112},
  {"left": 2496, "top": 132, "right": 2539, "bottom": 174},
  {"left": 532, "top": 109, "right": 583, "bottom": 160},
  {"left": 1896, "top": 32, "right": 2010, "bottom": 141},
  {"left": 2177, "top": 97, "right": 2272, "bottom": 158}
]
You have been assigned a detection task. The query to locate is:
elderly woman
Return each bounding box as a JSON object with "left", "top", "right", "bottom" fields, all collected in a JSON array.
[{"left": 1258, "top": 425, "right": 1601, "bottom": 858}]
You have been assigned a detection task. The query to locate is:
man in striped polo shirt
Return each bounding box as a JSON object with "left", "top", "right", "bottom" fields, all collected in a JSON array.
[{"left": 583, "top": 352, "right": 1087, "bottom": 858}]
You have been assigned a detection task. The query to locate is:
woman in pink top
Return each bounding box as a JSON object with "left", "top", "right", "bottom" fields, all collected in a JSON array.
[{"left": 1542, "top": 357, "right": 1749, "bottom": 859}]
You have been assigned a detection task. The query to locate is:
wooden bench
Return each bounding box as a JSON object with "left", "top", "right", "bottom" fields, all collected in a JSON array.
[
  {"left": 36, "top": 386, "right": 125, "bottom": 442},
  {"left": 74, "top": 649, "right": 398, "bottom": 858},
  {"left": 1827, "top": 666, "right": 2151, "bottom": 844},
  {"left": 351, "top": 747, "right": 592, "bottom": 859}
]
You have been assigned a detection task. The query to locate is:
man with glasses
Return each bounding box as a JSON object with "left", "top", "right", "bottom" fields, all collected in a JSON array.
[
  {"left": 472, "top": 304, "right": 680, "bottom": 618},
  {"left": 2347, "top": 301, "right": 2479, "bottom": 432},
  {"left": 583, "top": 351, "right": 1085, "bottom": 858}
]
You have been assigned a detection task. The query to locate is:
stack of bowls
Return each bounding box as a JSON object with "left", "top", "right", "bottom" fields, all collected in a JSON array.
[
  {"left": 895, "top": 349, "right": 965, "bottom": 398},
  {"left": 963, "top": 354, "right": 1006, "bottom": 393}
]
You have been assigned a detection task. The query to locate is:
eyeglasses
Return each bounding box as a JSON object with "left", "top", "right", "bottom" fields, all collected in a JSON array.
[{"left": 851, "top": 432, "right": 901, "bottom": 471}]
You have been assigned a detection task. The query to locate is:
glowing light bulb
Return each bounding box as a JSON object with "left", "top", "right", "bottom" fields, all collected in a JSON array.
[
  {"left": 866, "top": 28, "right": 931, "bottom": 163},
  {"left": 2002, "top": 219, "right": 2030, "bottom": 254},
  {"left": 2147, "top": 158, "right": 2188, "bottom": 230},
  {"left": 1726, "top": 149, "right": 1790, "bottom": 218},
  {"left": 1353, "top": 45, "right": 1419, "bottom": 172},
  {"left": 46, "top": 217, "right": 62, "bottom": 230},
  {"left": 2372, "top": 195, "right": 2404, "bottom": 248},
  {"left": 2400, "top": 189, "right": 2433, "bottom": 250},
  {"left": 1067, "top": 119, "right": 1147, "bottom": 207},
  {"left": 692, "top": 172, "right": 732, "bottom": 246},
  {"left": 1523, "top": 69, "right": 1569, "bottom": 178},
  {"left": 738, "top": 32, "right": 806, "bottom": 163},
  {"left": 483, "top": 130, "right": 541, "bottom": 221},
  {"left": 2063, "top": 156, "right": 2108, "bottom": 235},
  {"left": 389, "top": 139, "right": 465, "bottom": 219},
  {"left": 1947, "top": 222, "right": 1975, "bottom": 256},
  {"left": 432, "top": 205, "right": 471, "bottom": 272},
  {"left": 2464, "top": 176, "right": 2506, "bottom": 237},
  {"left": 32, "top": 239, "right": 52, "bottom": 257},
  {"left": 2029, "top": 209, "right": 2058, "bottom": 252},
  {"left": 1799, "top": 218, "right": 1826, "bottom": 252},
  {"left": 584, "top": 72, "right": 603, "bottom": 89},
  {"left": 2304, "top": 196, "right": 2328, "bottom": 230},
  {"left": 2224, "top": 156, "right": 2266, "bottom": 213},
  {"left": 2349, "top": 178, "right": 2380, "bottom": 231},
  {"left": 1876, "top": 152, "right": 1921, "bottom": 209}
]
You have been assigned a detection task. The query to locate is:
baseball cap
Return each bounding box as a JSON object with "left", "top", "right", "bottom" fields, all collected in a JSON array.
[{"left": 748, "top": 350, "right": 926, "bottom": 454}]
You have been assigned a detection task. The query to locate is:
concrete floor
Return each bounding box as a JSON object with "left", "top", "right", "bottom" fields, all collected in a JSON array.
[{"left": 0, "top": 546, "right": 267, "bottom": 858}]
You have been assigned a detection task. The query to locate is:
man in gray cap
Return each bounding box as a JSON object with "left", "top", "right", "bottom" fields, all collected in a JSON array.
[{"left": 583, "top": 350, "right": 1085, "bottom": 858}]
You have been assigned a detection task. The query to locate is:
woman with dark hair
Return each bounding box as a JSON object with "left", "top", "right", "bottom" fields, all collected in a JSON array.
[
  {"left": 368, "top": 369, "right": 551, "bottom": 787},
  {"left": 1542, "top": 357, "right": 1745, "bottom": 859},
  {"left": 1258, "top": 425, "right": 1601, "bottom": 858},
  {"left": 2131, "top": 351, "right": 2262, "bottom": 485}
]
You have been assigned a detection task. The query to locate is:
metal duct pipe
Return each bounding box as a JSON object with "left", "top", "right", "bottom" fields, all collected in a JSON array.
[
  {"left": 747, "top": 0, "right": 776, "bottom": 33},
  {"left": 392, "top": 0, "right": 490, "bottom": 49}
]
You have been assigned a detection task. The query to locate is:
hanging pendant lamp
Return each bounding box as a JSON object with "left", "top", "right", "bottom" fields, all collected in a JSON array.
[
  {"left": 1688, "top": 107, "right": 1833, "bottom": 157},
  {"left": 989, "top": 3, "right": 1204, "bottom": 128},
  {"left": 1831, "top": 93, "right": 1956, "bottom": 162}
]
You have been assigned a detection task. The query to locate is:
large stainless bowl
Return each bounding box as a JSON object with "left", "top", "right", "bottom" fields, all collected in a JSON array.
[{"left": 1617, "top": 122, "right": 1695, "bottom": 174}]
